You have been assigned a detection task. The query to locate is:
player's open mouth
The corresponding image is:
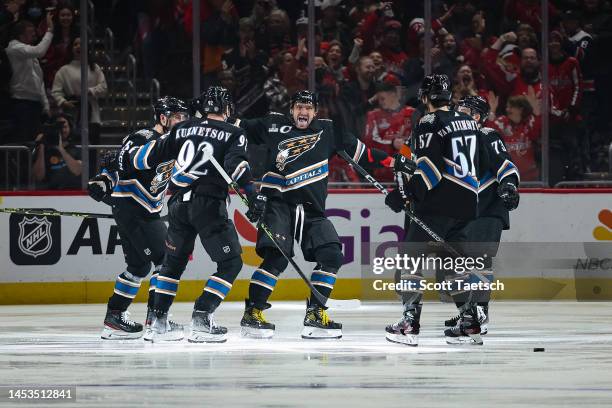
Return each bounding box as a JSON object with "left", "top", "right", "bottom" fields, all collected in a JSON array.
[{"left": 297, "top": 116, "right": 309, "bottom": 126}]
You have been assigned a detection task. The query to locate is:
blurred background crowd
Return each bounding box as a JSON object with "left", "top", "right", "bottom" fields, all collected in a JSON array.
[{"left": 1, "top": 0, "right": 612, "bottom": 189}]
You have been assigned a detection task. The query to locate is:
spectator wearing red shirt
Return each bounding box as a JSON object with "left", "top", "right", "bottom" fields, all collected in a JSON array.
[
  {"left": 548, "top": 30, "right": 584, "bottom": 183},
  {"left": 489, "top": 94, "right": 541, "bottom": 181},
  {"left": 503, "top": 0, "right": 559, "bottom": 32},
  {"left": 363, "top": 81, "right": 415, "bottom": 181},
  {"left": 40, "top": 2, "right": 77, "bottom": 89}
]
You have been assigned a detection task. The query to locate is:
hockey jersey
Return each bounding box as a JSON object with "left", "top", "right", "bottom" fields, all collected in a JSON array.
[
  {"left": 100, "top": 128, "right": 173, "bottom": 214},
  {"left": 477, "top": 126, "right": 520, "bottom": 229},
  {"left": 124, "top": 118, "right": 252, "bottom": 199},
  {"left": 237, "top": 113, "right": 389, "bottom": 214},
  {"left": 404, "top": 109, "right": 483, "bottom": 220}
]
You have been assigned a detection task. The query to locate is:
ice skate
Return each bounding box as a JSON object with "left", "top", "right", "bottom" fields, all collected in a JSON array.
[
  {"left": 444, "top": 305, "right": 483, "bottom": 345},
  {"left": 149, "top": 312, "right": 184, "bottom": 342},
  {"left": 101, "top": 310, "right": 143, "bottom": 340},
  {"left": 301, "top": 300, "right": 342, "bottom": 339},
  {"left": 385, "top": 308, "right": 420, "bottom": 346},
  {"left": 445, "top": 305, "right": 488, "bottom": 335},
  {"left": 240, "top": 299, "right": 275, "bottom": 339},
  {"left": 188, "top": 310, "right": 227, "bottom": 343},
  {"left": 144, "top": 309, "right": 183, "bottom": 341}
]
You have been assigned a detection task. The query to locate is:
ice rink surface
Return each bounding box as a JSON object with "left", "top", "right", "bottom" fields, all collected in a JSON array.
[{"left": 0, "top": 301, "right": 611, "bottom": 407}]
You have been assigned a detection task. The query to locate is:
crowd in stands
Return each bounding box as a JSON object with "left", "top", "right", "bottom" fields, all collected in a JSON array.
[{"left": 2, "top": 0, "right": 612, "bottom": 189}]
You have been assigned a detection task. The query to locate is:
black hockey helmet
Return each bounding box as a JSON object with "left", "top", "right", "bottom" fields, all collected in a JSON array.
[
  {"left": 153, "top": 96, "right": 189, "bottom": 124},
  {"left": 290, "top": 90, "right": 318, "bottom": 110},
  {"left": 417, "top": 74, "right": 452, "bottom": 103},
  {"left": 197, "top": 86, "right": 235, "bottom": 117},
  {"left": 457, "top": 95, "right": 490, "bottom": 123}
]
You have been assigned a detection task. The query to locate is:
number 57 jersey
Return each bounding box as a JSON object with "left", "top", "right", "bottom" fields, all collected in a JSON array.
[
  {"left": 404, "top": 109, "right": 482, "bottom": 220},
  {"left": 127, "top": 118, "right": 252, "bottom": 198}
]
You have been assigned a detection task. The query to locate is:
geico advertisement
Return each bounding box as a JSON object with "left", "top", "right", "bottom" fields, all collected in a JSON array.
[{"left": 0, "top": 193, "right": 610, "bottom": 283}]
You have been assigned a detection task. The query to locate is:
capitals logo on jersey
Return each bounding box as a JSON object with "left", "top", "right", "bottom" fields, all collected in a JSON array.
[
  {"left": 275, "top": 132, "right": 321, "bottom": 171},
  {"left": 150, "top": 160, "right": 175, "bottom": 194}
]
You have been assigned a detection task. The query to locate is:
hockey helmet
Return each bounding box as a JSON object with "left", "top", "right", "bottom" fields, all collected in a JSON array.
[
  {"left": 153, "top": 96, "right": 189, "bottom": 124},
  {"left": 417, "top": 74, "right": 452, "bottom": 102},
  {"left": 458, "top": 95, "right": 490, "bottom": 123}
]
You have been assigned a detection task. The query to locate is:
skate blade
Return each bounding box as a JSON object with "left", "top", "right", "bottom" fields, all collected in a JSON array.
[
  {"left": 240, "top": 326, "right": 274, "bottom": 339},
  {"left": 301, "top": 326, "right": 342, "bottom": 339},
  {"left": 385, "top": 332, "right": 418, "bottom": 346},
  {"left": 150, "top": 331, "right": 184, "bottom": 343},
  {"left": 143, "top": 328, "right": 153, "bottom": 342},
  {"left": 445, "top": 334, "right": 483, "bottom": 345},
  {"left": 101, "top": 326, "right": 143, "bottom": 340},
  {"left": 187, "top": 331, "right": 227, "bottom": 343}
]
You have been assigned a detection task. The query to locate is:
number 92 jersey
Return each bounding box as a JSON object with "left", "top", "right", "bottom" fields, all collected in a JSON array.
[
  {"left": 127, "top": 118, "right": 251, "bottom": 198},
  {"left": 405, "top": 109, "right": 482, "bottom": 220}
]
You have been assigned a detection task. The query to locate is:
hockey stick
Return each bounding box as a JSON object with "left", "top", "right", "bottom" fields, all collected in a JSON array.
[
  {"left": 0, "top": 207, "right": 169, "bottom": 221},
  {"left": 0, "top": 207, "right": 115, "bottom": 219},
  {"left": 337, "top": 150, "right": 462, "bottom": 258},
  {"left": 206, "top": 154, "right": 360, "bottom": 309}
]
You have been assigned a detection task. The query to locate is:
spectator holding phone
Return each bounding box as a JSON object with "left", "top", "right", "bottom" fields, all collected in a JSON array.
[{"left": 32, "top": 113, "right": 82, "bottom": 189}]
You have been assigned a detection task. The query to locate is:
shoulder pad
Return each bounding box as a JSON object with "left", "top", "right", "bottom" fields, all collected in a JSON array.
[
  {"left": 135, "top": 129, "right": 156, "bottom": 139},
  {"left": 419, "top": 113, "right": 435, "bottom": 124},
  {"left": 481, "top": 127, "right": 496, "bottom": 135}
]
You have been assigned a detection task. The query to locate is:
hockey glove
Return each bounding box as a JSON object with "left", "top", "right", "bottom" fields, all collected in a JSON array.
[
  {"left": 88, "top": 174, "right": 113, "bottom": 203},
  {"left": 246, "top": 192, "right": 267, "bottom": 223},
  {"left": 497, "top": 179, "right": 520, "bottom": 211},
  {"left": 99, "top": 150, "right": 119, "bottom": 170},
  {"left": 385, "top": 188, "right": 406, "bottom": 213},
  {"left": 393, "top": 153, "right": 417, "bottom": 176}
]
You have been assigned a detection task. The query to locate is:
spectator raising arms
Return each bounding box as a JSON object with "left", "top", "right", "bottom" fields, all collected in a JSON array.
[
  {"left": 5, "top": 14, "right": 53, "bottom": 143},
  {"left": 40, "top": 1, "right": 77, "bottom": 89}
]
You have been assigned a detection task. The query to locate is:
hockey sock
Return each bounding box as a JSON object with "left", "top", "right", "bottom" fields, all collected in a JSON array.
[
  {"left": 310, "top": 265, "right": 338, "bottom": 307},
  {"left": 154, "top": 266, "right": 182, "bottom": 315},
  {"left": 194, "top": 256, "right": 242, "bottom": 313},
  {"left": 147, "top": 265, "right": 161, "bottom": 311},
  {"left": 108, "top": 271, "right": 143, "bottom": 312},
  {"left": 310, "top": 244, "right": 344, "bottom": 307},
  {"left": 248, "top": 252, "right": 288, "bottom": 309}
]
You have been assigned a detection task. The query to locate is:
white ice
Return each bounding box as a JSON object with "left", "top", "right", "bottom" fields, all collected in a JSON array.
[{"left": 0, "top": 301, "right": 611, "bottom": 407}]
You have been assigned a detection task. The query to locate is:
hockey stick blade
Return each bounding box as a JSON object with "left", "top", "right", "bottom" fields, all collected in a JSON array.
[{"left": 207, "top": 154, "right": 360, "bottom": 309}]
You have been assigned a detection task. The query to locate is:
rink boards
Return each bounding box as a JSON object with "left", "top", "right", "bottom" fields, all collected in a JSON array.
[{"left": 0, "top": 189, "right": 610, "bottom": 303}]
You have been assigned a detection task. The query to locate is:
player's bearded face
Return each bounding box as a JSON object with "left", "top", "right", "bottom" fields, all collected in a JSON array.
[{"left": 292, "top": 103, "right": 316, "bottom": 129}]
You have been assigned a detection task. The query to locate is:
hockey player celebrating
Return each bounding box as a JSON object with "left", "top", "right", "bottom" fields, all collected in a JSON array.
[
  {"left": 88, "top": 96, "right": 190, "bottom": 340},
  {"left": 384, "top": 74, "right": 485, "bottom": 346},
  {"left": 118, "top": 86, "right": 263, "bottom": 343},
  {"left": 236, "top": 90, "right": 394, "bottom": 339},
  {"left": 443, "top": 95, "right": 520, "bottom": 342}
]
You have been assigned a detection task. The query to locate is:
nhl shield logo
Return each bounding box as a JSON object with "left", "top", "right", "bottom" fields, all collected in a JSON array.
[
  {"left": 10, "top": 212, "right": 61, "bottom": 265},
  {"left": 18, "top": 216, "right": 53, "bottom": 258}
]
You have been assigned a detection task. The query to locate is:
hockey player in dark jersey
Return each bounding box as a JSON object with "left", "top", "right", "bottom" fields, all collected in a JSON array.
[
  {"left": 443, "top": 95, "right": 520, "bottom": 342},
  {"left": 87, "top": 96, "right": 190, "bottom": 340},
  {"left": 119, "top": 86, "right": 264, "bottom": 343},
  {"left": 235, "top": 90, "right": 393, "bottom": 339},
  {"left": 384, "top": 74, "right": 486, "bottom": 346}
]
